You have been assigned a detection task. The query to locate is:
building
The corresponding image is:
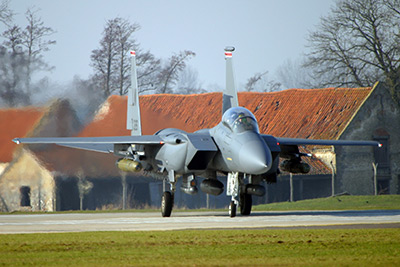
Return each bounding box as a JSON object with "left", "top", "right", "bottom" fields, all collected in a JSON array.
[
  {"left": 1, "top": 82, "right": 398, "bottom": 212},
  {"left": 0, "top": 100, "right": 81, "bottom": 211}
]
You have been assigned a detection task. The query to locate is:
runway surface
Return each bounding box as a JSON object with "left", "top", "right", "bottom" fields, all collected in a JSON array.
[{"left": 1, "top": 210, "right": 399, "bottom": 234}]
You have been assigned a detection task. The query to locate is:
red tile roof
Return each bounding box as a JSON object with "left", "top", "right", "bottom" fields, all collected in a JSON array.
[
  {"left": 79, "top": 87, "right": 373, "bottom": 140},
  {"left": 71, "top": 87, "right": 373, "bottom": 177},
  {"left": 79, "top": 93, "right": 222, "bottom": 137},
  {"left": 0, "top": 107, "right": 47, "bottom": 163},
  {"left": 242, "top": 87, "right": 373, "bottom": 140},
  {"left": 12, "top": 86, "right": 372, "bottom": 177}
]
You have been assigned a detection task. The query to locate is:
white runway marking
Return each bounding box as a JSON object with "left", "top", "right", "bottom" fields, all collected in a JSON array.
[{"left": 0, "top": 210, "right": 399, "bottom": 234}]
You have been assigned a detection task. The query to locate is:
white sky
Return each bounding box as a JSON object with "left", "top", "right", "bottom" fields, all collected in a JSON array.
[{"left": 6, "top": 0, "right": 335, "bottom": 91}]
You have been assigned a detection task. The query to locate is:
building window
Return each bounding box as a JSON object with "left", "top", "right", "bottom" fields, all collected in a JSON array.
[{"left": 20, "top": 186, "right": 31, "bottom": 207}]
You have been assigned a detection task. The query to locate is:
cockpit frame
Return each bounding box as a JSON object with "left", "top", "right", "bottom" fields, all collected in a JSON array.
[{"left": 222, "top": 107, "right": 259, "bottom": 133}]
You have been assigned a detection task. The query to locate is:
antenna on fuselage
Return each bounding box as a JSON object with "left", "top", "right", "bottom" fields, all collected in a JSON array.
[
  {"left": 222, "top": 46, "right": 239, "bottom": 115},
  {"left": 126, "top": 50, "right": 142, "bottom": 136}
]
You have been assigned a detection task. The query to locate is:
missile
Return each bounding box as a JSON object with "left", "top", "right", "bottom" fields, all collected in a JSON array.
[
  {"left": 116, "top": 158, "right": 142, "bottom": 172},
  {"left": 200, "top": 179, "right": 224, "bottom": 196},
  {"left": 280, "top": 160, "right": 310, "bottom": 174},
  {"left": 245, "top": 184, "right": 265, "bottom": 196}
]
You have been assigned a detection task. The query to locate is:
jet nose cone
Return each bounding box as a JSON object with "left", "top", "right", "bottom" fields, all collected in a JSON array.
[{"left": 239, "top": 140, "right": 271, "bottom": 175}]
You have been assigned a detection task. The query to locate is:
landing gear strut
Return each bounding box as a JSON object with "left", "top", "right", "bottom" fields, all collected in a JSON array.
[{"left": 227, "top": 172, "right": 239, "bottom": 217}]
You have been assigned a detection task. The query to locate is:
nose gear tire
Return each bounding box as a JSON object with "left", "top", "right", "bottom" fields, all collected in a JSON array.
[{"left": 161, "top": 191, "right": 173, "bottom": 217}]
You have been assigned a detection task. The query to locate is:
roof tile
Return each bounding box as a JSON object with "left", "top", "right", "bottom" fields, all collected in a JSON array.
[{"left": 0, "top": 107, "right": 46, "bottom": 162}]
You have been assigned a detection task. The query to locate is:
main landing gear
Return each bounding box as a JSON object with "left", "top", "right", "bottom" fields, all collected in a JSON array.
[
  {"left": 161, "top": 170, "right": 176, "bottom": 217},
  {"left": 160, "top": 170, "right": 257, "bottom": 218}
]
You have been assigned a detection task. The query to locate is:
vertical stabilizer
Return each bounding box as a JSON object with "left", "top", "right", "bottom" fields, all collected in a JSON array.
[
  {"left": 222, "top": 46, "right": 239, "bottom": 114},
  {"left": 126, "top": 50, "right": 142, "bottom": 136}
]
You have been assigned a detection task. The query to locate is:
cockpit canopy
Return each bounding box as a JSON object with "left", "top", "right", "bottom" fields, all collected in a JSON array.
[{"left": 222, "top": 107, "right": 259, "bottom": 133}]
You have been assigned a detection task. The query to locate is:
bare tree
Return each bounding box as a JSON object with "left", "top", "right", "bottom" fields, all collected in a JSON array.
[
  {"left": 0, "top": 0, "right": 13, "bottom": 26},
  {"left": 245, "top": 71, "right": 281, "bottom": 92},
  {"left": 275, "top": 58, "right": 326, "bottom": 89},
  {"left": 91, "top": 18, "right": 196, "bottom": 96},
  {"left": 175, "top": 66, "right": 205, "bottom": 94},
  {"left": 136, "top": 48, "right": 161, "bottom": 94},
  {"left": 0, "top": 45, "right": 28, "bottom": 106},
  {"left": 91, "top": 17, "right": 161, "bottom": 96},
  {"left": 0, "top": 6, "right": 54, "bottom": 106},
  {"left": 2, "top": 25, "right": 22, "bottom": 53},
  {"left": 0, "top": 25, "right": 26, "bottom": 106},
  {"left": 20, "top": 7, "right": 56, "bottom": 101},
  {"left": 90, "top": 18, "right": 119, "bottom": 97},
  {"left": 114, "top": 18, "right": 140, "bottom": 95},
  {"left": 157, "top": 50, "right": 195, "bottom": 94},
  {"left": 304, "top": 0, "right": 400, "bottom": 106}
]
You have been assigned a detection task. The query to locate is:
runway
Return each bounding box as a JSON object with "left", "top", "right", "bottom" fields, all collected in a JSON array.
[{"left": 1, "top": 210, "right": 399, "bottom": 234}]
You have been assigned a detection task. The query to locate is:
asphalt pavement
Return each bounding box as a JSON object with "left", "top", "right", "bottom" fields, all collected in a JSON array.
[{"left": 1, "top": 210, "right": 399, "bottom": 234}]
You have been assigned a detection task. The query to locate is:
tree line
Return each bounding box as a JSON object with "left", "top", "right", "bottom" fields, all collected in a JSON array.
[
  {"left": 0, "top": 2, "right": 55, "bottom": 106},
  {"left": 0, "top": 1, "right": 201, "bottom": 107}
]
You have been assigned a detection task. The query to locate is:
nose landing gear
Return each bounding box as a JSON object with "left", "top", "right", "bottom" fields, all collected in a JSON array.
[{"left": 227, "top": 172, "right": 256, "bottom": 217}]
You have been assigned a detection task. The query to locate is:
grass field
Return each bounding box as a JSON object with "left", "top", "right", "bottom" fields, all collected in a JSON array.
[
  {"left": 1, "top": 195, "right": 399, "bottom": 266},
  {"left": 253, "top": 195, "right": 400, "bottom": 211},
  {"left": 2, "top": 195, "right": 400, "bottom": 215},
  {"left": 1, "top": 229, "right": 399, "bottom": 266}
]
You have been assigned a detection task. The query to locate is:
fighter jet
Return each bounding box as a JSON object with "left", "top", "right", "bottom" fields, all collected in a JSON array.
[{"left": 13, "top": 47, "right": 381, "bottom": 217}]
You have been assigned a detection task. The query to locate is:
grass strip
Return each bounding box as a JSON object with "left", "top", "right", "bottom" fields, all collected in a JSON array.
[
  {"left": 1, "top": 195, "right": 400, "bottom": 215},
  {"left": 253, "top": 195, "right": 400, "bottom": 211},
  {"left": 0, "top": 228, "right": 399, "bottom": 266}
]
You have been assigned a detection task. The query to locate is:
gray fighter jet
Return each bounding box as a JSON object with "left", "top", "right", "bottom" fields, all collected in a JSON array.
[{"left": 13, "top": 47, "right": 381, "bottom": 217}]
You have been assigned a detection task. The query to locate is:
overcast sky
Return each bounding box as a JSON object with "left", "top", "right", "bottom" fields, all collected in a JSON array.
[{"left": 6, "top": 0, "right": 335, "bottom": 91}]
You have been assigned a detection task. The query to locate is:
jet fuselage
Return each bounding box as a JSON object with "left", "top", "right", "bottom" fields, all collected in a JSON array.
[{"left": 150, "top": 107, "right": 273, "bottom": 178}]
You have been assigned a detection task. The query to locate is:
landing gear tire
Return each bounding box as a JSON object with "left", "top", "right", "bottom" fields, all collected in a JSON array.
[
  {"left": 229, "top": 201, "right": 237, "bottom": 218},
  {"left": 161, "top": 191, "right": 173, "bottom": 217},
  {"left": 240, "top": 193, "right": 252, "bottom": 216}
]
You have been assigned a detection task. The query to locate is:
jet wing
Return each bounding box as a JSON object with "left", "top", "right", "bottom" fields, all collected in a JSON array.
[
  {"left": 275, "top": 137, "right": 381, "bottom": 147},
  {"left": 262, "top": 135, "right": 381, "bottom": 160},
  {"left": 12, "top": 135, "right": 164, "bottom": 154}
]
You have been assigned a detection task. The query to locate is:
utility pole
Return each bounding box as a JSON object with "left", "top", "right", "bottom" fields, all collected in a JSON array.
[
  {"left": 289, "top": 173, "right": 294, "bottom": 202},
  {"left": 372, "top": 163, "right": 378, "bottom": 195},
  {"left": 330, "top": 161, "right": 335, "bottom": 197},
  {"left": 121, "top": 174, "right": 127, "bottom": 210}
]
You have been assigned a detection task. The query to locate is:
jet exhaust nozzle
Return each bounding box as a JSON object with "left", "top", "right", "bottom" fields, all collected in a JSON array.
[
  {"left": 245, "top": 184, "right": 265, "bottom": 197},
  {"left": 280, "top": 160, "right": 310, "bottom": 174},
  {"left": 116, "top": 158, "right": 142, "bottom": 172},
  {"left": 200, "top": 179, "right": 224, "bottom": 196}
]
